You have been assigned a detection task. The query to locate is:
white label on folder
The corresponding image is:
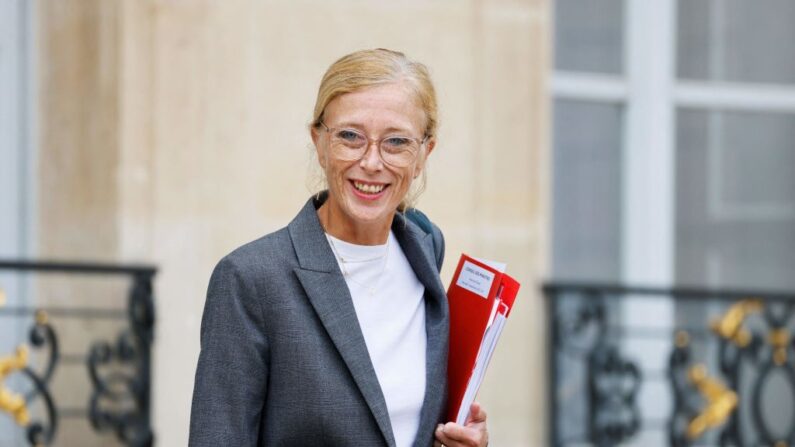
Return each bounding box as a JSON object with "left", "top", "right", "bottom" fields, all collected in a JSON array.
[{"left": 457, "top": 261, "right": 495, "bottom": 299}]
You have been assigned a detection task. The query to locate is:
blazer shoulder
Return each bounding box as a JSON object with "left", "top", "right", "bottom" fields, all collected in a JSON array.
[{"left": 216, "top": 227, "right": 295, "bottom": 277}]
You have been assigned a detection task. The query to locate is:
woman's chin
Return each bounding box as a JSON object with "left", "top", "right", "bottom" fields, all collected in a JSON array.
[
  {"left": 346, "top": 205, "right": 394, "bottom": 225},
  {"left": 339, "top": 196, "right": 395, "bottom": 224}
]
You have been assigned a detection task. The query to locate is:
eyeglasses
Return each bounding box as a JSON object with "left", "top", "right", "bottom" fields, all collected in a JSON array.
[{"left": 319, "top": 121, "right": 427, "bottom": 168}]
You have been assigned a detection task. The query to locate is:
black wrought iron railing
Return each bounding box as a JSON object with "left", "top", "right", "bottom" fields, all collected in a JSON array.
[
  {"left": 544, "top": 282, "right": 795, "bottom": 447},
  {"left": 0, "top": 260, "right": 156, "bottom": 446}
]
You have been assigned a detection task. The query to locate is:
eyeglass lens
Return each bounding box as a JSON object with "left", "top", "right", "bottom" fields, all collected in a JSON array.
[{"left": 329, "top": 128, "right": 419, "bottom": 167}]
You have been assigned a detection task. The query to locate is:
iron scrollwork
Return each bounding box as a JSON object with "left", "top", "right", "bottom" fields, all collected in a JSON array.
[
  {"left": 0, "top": 260, "right": 157, "bottom": 446},
  {"left": 547, "top": 284, "right": 795, "bottom": 447},
  {"left": 589, "top": 345, "right": 642, "bottom": 445},
  {"left": 554, "top": 291, "right": 642, "bottom": 446},
  {"left": 88, "top": 275, "right": 154, "bottom": 447},
  {"left": 669, "top": 333, "right": 738, "bottom": 447},
  {"left": 750, "top": 302, "right": 795, "bottom": 447},
  {"left": 0, "top": 311, "right": 60, "bottom": 446},
  {"left": 670, "top": 299, "right": 795, "bottom": 447}
]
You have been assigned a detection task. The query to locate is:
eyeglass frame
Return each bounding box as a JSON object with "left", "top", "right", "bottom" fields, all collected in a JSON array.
[{"left": 317, "top": 120, "right": 429, "bottom": 168}]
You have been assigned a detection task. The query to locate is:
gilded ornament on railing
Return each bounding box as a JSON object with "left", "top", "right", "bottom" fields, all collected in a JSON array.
[
  {"left": 686, "top": 363, "right": 738, "bottom": 440},
  {"left": 0, "top": 345, "right": 31, "bottom": 426},
  {"left": 768, "top": 328, "right": 790, "bottom": 366},
  {"left": 675, "top": 330, "right": 690, "bottom": 348},
  {"left": 710, "top": 299, "right": 763, "bottom": 347},
  {"left": 35, "top": 309, "right": 48, "bottom": 326}
]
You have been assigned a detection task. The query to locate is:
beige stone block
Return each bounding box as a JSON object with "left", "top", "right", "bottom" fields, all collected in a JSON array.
[{"left": 37, "top": 0, "right": 121, "bottom": 261}]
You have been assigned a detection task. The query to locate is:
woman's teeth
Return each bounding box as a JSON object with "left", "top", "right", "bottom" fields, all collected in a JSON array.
[{"left": 353, "top": 181, "right": 386, "bottom": 194}]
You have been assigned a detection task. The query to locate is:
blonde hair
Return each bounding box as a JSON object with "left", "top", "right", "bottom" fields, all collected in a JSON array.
[{"left": 309, "top": 48, "right": 438, "bottom": 210}]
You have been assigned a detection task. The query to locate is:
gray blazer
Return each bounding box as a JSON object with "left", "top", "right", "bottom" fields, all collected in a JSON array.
[{"left": 189, "top": 193, "right": 449, "bottom": 446}]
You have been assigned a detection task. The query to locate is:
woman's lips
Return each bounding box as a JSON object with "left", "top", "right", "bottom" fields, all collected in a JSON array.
[{"left": 349, "top": 180, "right": 389, "bottom": 201}]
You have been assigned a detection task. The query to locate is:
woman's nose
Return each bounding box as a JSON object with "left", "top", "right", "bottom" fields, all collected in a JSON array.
[{"left": 359, "top": 140, "right": 383, "bottom": 170}]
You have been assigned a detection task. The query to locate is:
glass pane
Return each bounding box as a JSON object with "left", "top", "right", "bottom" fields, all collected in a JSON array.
[
  {"left": 677, "top": 0, "right": 795, "bottom": 83},
  {"left": 554, "top": 0, "right": 624, "bottom": 74},
  {"left": 676, "top": 108, "right": 795, "bottom": 289},
  {"left": 553, "top": 100, "right": 623, "bottom": 281}
]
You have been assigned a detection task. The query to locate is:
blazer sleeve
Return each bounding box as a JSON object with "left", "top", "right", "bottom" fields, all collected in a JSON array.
[{"left": 189, "top": 256, "right": 269, "bottom": 446}]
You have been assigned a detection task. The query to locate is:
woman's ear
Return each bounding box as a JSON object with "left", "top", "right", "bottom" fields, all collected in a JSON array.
[
  {"left": 414, "top": 138, "right": 436, "bottom": 178},
  {"left": 425, "top": 138, "right": 436, "bottom": 158},
  {"left": 311, "top": 125, "right": 320, "bottom": 147}
]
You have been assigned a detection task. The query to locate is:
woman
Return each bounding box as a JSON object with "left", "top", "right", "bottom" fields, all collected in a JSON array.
[{"left": 189, "top": 49, "right": 488, "bottom": 447}]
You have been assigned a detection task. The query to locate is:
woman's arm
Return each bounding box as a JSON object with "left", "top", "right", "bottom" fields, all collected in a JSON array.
[{"left": 189, "top": 256, "right": 270, "bottom": 446}]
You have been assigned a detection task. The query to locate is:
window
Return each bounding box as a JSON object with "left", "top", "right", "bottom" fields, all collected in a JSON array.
[{"left": 552, "top": 0, "right": 795, "bottom": 289}]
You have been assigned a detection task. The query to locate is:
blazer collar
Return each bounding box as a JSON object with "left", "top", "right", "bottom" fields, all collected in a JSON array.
[
  {"left": 287, "top": 192, "right": 442, "bottom": 284},
  {"left": 288, "top": 193, "right": 449, "bottom": 447}
]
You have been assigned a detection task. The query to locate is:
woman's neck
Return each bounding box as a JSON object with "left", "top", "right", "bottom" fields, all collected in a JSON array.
[{"left": 317, "top": 201, "right": 393, "bottom": 246}]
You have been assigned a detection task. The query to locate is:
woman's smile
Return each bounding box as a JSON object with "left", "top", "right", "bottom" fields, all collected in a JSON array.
[{"left": 350, "top": 179, "right": 389, "bottom": 200}]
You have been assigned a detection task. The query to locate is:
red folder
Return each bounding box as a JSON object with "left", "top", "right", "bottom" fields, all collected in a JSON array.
[{"left": 446, "top": 254, "right": 521, "bottom": 424}]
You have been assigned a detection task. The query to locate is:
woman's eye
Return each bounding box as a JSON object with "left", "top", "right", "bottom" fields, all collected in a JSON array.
[
  {"left": 383, "top": 137, "right": 411, "bottom": 148},
  {"left": 337, "top": 130, "right": 363, "bottom": 143}
]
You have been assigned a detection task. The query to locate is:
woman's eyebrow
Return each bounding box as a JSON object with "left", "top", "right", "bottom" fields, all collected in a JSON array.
[{"left": 330, "top": 121, "right": 417, "bottom": 134}]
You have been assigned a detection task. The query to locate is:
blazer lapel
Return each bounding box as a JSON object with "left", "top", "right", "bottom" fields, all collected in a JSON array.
[
  {"left": 392, "top": 214, "right": 450, "bottom": 446},
  {"left": 288, "top": 196, "right": 396, "bottom": 447}
]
